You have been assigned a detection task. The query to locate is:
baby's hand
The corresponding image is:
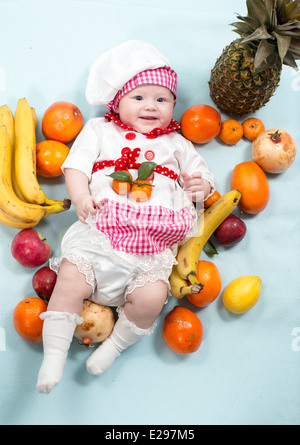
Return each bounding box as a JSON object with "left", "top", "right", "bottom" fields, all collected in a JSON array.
[
  {"left": 74, "top": 194, "right": 102, "bottom": 224},
  {"left": 180, "top": 170, "right": 210, "bottom": 203}
]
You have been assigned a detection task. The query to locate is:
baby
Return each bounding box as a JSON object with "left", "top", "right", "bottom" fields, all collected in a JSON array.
[{"left": 36, "top": 40, "right": 214, "bottom": 394}]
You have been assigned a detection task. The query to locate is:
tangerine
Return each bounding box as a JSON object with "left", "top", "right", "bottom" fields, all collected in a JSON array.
[
  {"left": 242, "top": 118, "right": 265, "bottom": 141},
  {"left": 180, "top": 104, "right": 221, "bottom": 144},
  {"left": 130, "top": 180, "right": 152, "bottom": 202},
  {"left": 162, "top": 306, "right": 203, "bottom": 354},
  {"left": 231, "top": 161, "right": 270, "bottom": 214},
  {"left": 112, "top": 170, "right": 133, "bottom": 195},
  {"left": 186, "top": 260, "right": 222, "bottom": 307},
  {"left": 42, "top": 101, "right": 83, "bottom": 143},
  {"left": 36, "top": 140, "right": 70, "bottom": 177},
  {"left": 13, "top": 297, "right": 48, "bottom": 343},
  {"left": 219, "top": 119, "right": 243, "bottom": 145},
  {"left": 204, "top": 190, "right": 221, "bottom": 208}
]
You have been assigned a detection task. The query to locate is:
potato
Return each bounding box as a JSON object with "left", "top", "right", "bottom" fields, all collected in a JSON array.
[{"left": 74, "top": 300, "right": 115, "bottom": 347}]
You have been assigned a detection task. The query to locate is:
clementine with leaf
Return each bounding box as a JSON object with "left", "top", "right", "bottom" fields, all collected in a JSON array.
[
  {"left": 130, "top": 180, "right": 153, "bottom": 202},
  {"left": 112, "top": 170, "right": 133, "bottom": 195}
]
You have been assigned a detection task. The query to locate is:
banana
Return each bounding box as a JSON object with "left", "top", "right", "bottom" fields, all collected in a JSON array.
[
  {"left": 175, "top": 189, "right": 241, "bottom": 284},
  {"left": 0, "top": 104, "right": 27, "bottom": 201},
  {"left": 0, "top": 125, "right": 71, "bottom": 228},
  {"left": 0, "top": 208, "right": 34, "bottom": 229},
  {"left": 169, "top": 264, "right": 204, "bottom": 299},
  {"left": 14, "top": 98, "right": 64, "bottom": 206}
]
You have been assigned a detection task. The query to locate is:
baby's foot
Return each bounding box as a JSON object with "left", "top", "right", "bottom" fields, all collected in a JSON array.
[
  {"left": 86, "top": 338, "right": 120, "bottom": 375},
  {"left": 36, "top": 356, "right": 66, "bottom": 394}
]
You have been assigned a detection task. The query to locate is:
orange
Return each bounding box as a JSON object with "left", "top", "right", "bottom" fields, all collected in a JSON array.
[
  {"left": 186, "top": 260, "right": 222, "bottom": 307},
  {"left": 42, "top": 101, "right": 83, "bottom": 143},
  {"left": 162, "top": 306, "right": 203, "bottom": 354},
  {"left": 204, "top": 190, "right": 221, "bottom": 208},
  {"left": 231, "top": 161, "right": 270, "bottom": 214},
  {"left": 112, "top": 170, "right": 132, "bottom": 195},
  {"left": 242, "top": 118, "right": 265, "bottom": 141},
  {"left": 13, "top": 297, "right": 48, "bottom": 343},
  {"left": 219, "top": 119, "right": 243, "bottom": 145},
  {"left": 180, "top": 104, "right": 221, "bottom": 144},
  {"left": 130, "top": 180, "right": 152, "bottom": 202},
  {"left": 36, "top": 140, "right": 70, "bottom": 177}
]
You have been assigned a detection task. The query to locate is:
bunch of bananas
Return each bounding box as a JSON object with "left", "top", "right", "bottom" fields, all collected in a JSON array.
[
  {"left": 169, "top": 189, "right": 241, "bottom": 298},
  {"left": 0, "top": 99, "right": 71, "bottom": 229}
]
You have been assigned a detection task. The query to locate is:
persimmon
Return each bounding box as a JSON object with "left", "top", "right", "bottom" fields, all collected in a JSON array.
[
  {"left": 186, "top": 260, "right": 222, "bottom": 308},
  {"left": 13, "top": 297, "right": 48, "bottom": 343},
  {"left": 219, "top": 119, "right": 243, "bottom": 145},
  {"left": 242, "top": 118, "right": 265, "bottom": 141},
  {"left": 42, "top": 101, "right": 83, "bottom": 143},
  {"left": 231, "top": 161, "right": 270, "bottom": 214},
  {"left": 36, "top": 140, "right": 70, "bottom": 177},
  {"left": 162, "top": 306, "right": 203, "bottom": 354},
  {"left": 204, "top": 190, "right": 221, "bottom": 208},
  {"left": 180, "top": 104, "right": 221, "bottom": 144},
  {"left": 130, "top": 180, "right": 152, "bottom": 202}
]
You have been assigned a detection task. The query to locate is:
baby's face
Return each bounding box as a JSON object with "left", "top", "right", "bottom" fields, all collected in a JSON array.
[{"left": 116, "top": 84, "right": 176, "bottom": 133}]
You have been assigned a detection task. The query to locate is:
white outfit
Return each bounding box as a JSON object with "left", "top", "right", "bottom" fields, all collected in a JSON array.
[{"left": 50, "top": 117, "right": 214, "bottom": 306}]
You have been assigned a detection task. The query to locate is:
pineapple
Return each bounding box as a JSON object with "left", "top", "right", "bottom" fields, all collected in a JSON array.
[{"left": 209, "top": 0, "right": 300, "bottom": 116}]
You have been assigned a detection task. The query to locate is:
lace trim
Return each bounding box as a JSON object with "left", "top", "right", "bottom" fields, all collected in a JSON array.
[
  {"left": 40, "top": 311, "right": 83, "bottom": 325},
  {"left": 49, "top": 254, "right": 97, "bottom": 292},
  {"left": 125, "top": 268, "right": 171, "bottom": 298},
  {"left": 116, "top": 306, "right": 156, "bottom": 335}
]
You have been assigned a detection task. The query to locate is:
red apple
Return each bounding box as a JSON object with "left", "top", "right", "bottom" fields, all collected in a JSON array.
[
  {"left": 11, "top": 228, "right": 51, "bottom": 268},
  {"left": 32, "top": 266, "right": 57, "bottom": 301},
  {"left": 214, "top": 213, "right": 246, "bottom": 246}
]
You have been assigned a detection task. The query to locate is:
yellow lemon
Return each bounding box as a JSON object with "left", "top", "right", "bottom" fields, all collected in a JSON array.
[{"left": 222, "top": 276, "right": 262, "bottom": 314}]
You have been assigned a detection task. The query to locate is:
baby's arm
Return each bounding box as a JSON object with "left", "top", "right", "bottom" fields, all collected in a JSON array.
[
  {"left": 65, "top": 168, "right": 102, "bottom": 224},
  {"left": 181, "top": 170, "right": 212, "bottom": 203}
]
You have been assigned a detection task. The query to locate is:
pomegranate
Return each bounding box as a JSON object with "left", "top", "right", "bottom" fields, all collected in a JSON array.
[
  {"left": 74, "top": 301, "right": 115, "bottom": 348},
  {"left": 252, "top": 129, "right": 296, "bottom": 173}
]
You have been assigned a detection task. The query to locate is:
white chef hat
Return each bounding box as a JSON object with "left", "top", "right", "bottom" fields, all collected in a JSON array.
[{"left": 85, "top": 40, "right": 177, "bottom": 108}]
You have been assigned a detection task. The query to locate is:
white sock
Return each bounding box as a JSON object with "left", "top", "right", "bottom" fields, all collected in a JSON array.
[
  {"left": 86, "top": 307, "right": 155, "bottom": 376},
  {"left": 36, "top": 311, "right": 83, "bottom": 394}
]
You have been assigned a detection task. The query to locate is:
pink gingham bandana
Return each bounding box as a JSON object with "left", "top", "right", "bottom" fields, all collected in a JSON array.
[
  {"left": 106, "top": 66, "right": 177, "bottom": 112},
  {"left": 95, "top": 199, "right": 193, "bottom": 255}
]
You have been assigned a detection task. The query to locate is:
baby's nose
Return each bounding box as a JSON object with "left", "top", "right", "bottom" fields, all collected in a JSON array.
[{"left": 145, "top": 100, "right": 157, "bottom": 110}]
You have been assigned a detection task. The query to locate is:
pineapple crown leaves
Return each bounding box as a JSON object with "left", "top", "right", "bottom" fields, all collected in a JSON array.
[{"left": 231, "top": 0, "right": 300, "bottom": 71}]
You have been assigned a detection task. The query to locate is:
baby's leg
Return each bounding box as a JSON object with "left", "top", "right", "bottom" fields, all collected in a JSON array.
[
  {"left": 36, "top": 259, "right": 93, "bottom": 394},
  {"left": 86, "top": 280, "right": 168, "bottom": 375}
]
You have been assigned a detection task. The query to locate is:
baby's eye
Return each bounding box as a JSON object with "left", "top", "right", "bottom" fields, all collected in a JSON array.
[
  {"left": 157, "top": 98, "right": 165, "bottom": 102},
  {"left": 134, "top": 95, "right": 143, "bottom": 101}
]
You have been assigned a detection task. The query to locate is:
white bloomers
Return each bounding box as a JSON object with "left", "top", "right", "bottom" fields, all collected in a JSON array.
[{"left": 50, "top": 220, "right": 178, "bottom": 306}]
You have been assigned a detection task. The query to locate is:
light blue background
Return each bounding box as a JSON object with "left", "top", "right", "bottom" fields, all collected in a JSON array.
[{"left": 0, "top": 0, "right": 299, "bottom": 426}]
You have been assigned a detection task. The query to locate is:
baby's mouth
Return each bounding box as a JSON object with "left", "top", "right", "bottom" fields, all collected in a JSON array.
[{"left": 140, "top": 116, "right": 158, "bottom": 121}]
